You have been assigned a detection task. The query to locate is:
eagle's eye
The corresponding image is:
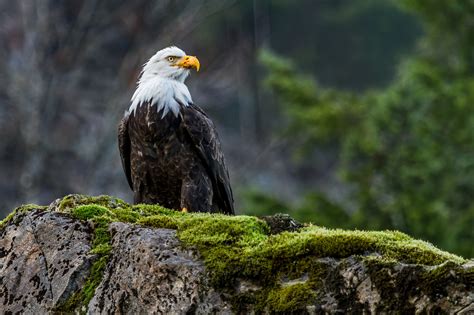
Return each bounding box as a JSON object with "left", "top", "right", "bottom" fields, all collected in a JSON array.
[{"left": 167, "top": 56, "right": 176, "bottom": 62}]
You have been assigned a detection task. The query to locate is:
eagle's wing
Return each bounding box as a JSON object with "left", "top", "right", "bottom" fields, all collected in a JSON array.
[
  {"left": 118, "top": 113, "right": 133, "bottom": 189},
  {"left": 181, "top": 104, "right": 234, "bottom": 214}
]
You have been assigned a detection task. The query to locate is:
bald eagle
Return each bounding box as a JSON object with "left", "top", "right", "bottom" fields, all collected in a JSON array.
[{"left": 118, "top": 46, "right": 234, "bottom": 214}]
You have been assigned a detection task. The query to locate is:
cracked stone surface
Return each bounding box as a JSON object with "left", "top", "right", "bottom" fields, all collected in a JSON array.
[
  {"left": 0, "top": 209, "right": 95, "bottom": 314},
  {"left": 88, "top": 222, "right": 231, "bottom": 314},
  {"left": 1, "top": 202, "right": 473, "bottom": 314}
]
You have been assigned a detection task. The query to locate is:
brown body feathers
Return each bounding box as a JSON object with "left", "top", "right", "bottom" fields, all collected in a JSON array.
[{"left": 118, "top": 102, "right": 234, "bottom": 214}]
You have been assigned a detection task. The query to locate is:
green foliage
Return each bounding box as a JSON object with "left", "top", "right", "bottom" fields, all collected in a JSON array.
[
  {"left": 265, "top": 0, "right": 421, "bottom": 89},
  {"left": 345, "top": 61, "right": 474, "bottom": 249},
  {"left": 257, "top": 1, "right": 474, "bottom": 258},
  {"left": 298, "top": 193, "right": 351, "bottom": 228},
  {"left": 241, "top": 188, "right": 290, "bottom": 217},
  {"left": 259, "top": 50, "right": 363, "bottom": 149},
  {"left": 400, "top": 0, "right": 474, "bottom": 74}
]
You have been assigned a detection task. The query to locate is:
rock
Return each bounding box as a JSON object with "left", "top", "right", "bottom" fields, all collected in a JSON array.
[
  {"left": 88, "top": 222, "right": 230, "bottom": 314},
  {"left": 0, "top": 195, "right": 472, "bottom": 314},
  {"left": 0, "top": 208, "right": 95, "bottom": 314},
  {"left": 259, "top": 213, "right": 303, "bottom": 234}
]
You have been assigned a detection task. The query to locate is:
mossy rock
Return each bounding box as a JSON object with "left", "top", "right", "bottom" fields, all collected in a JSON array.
[{"left": 1, "top": 194, "right": 471, "bottom": 313}]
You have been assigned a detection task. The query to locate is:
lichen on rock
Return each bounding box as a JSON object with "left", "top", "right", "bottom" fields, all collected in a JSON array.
[{"left": 0, "top": 194, "right": 472, "bottom": 314}]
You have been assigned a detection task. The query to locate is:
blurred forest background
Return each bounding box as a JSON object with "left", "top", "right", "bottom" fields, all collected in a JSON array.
[{"left": 0, "top": 0, "right": 472, "bottom": 257}]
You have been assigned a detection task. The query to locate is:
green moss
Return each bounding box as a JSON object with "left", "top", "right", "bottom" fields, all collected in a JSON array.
[
  {"left": 229, "top": 292, "right": 259, "bottom": 313},
  {"left": 421, "top": 260, "right": 474, "bottom": 291},
  {"left": 57, "top": 255, "right": 109, "bottom": 312},
  {"left": 56, "top": 200, "right": 116, "bottom": 313},
  {"left": 72, "top": 204, "right": 109, "bottom": 220},
  {"left": 113, "top": 208, "right": 140, "bottom": 223},
  {"left": 56, "top": 215, "right": 112, "bottom": 313},
  {"left": 259, "top": 226, "right": 462, "bottom": 265},
  {"left": 266, "top": 283, "right": 316, "bottom": 313},
  {"left": 82, "top": 255, "right": 110, "bottom": 302},
  {"left": 58, "top": 194, "right": 128, "bottom": 213},
  {"left": 137, "top": 215, "right": 179, "bottom": 229},
  {"left": 0, "top": 204, "right": 46, "bottom": 230},
  {"left": 4, "top": 194, "right": 467, "bottom": 313},
  {"left": 134, "top": 204, "right": 185, "bottom": 217}
]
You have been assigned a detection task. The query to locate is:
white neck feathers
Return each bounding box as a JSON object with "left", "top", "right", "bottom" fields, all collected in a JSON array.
[{"left": 129, "top": 77, "right": 193, "bottom": 118}]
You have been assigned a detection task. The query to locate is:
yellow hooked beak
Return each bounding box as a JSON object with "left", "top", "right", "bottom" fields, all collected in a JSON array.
[{"left": 175, "top": 55, "right": 200, "bottom": 72}]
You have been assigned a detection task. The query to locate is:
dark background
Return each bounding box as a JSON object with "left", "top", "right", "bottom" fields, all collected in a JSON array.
[{"left": 0, "top": 0, "right": 472, "bottom": 257}]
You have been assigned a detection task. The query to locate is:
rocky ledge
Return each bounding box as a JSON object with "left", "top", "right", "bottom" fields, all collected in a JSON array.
[{"left": 0, "top": 195, "right": 473, "bottom": 314}]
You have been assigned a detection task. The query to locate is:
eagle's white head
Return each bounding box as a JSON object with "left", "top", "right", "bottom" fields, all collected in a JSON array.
[{"left": 129, "top": 46, "right": 200, "bottom": 118}]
